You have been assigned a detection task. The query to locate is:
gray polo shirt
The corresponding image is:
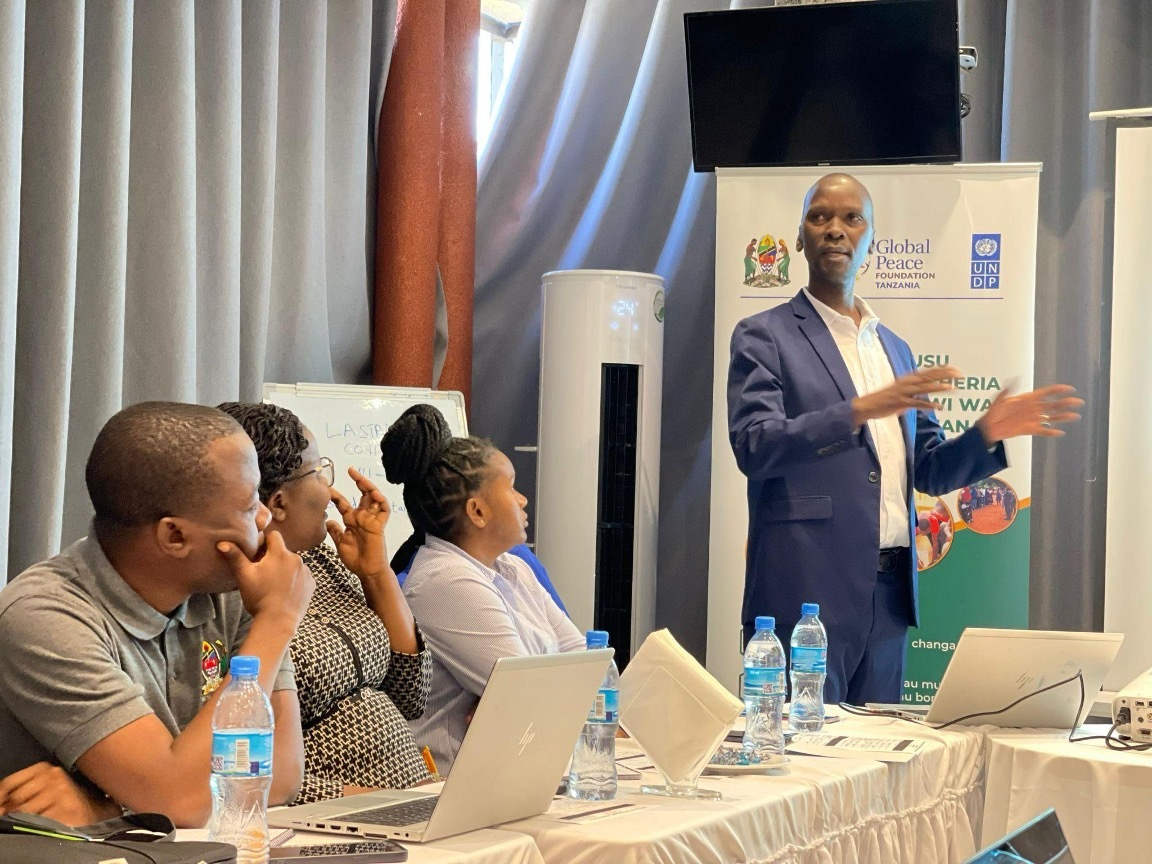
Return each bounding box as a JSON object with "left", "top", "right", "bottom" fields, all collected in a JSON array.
[{"left": 0, "top": 533, "right": 296, "bottom": 778}]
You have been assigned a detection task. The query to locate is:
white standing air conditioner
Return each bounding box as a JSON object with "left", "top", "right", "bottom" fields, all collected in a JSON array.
[{"left": 535, "top": 270, "right": 665, "bottom": 668}]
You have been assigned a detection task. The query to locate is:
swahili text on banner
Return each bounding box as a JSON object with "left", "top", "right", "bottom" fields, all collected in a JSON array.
[{"left": 707, "top": 164, "right": 1041, "bottom": 703}]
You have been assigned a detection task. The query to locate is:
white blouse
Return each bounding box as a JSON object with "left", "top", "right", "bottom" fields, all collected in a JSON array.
[{"left": 403, "top": 536, "right": 584, "bottom": 774}]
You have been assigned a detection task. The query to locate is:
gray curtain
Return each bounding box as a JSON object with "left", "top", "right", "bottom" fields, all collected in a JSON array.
[
  {"left": 473, "top": 0, "right": 1152, "bottom": 661},
  {"left": 960, "top": 0, "right": 1152, "bottom": 630},
  {"left": 0, "top": 0, "right": 397, "bottom": 579},
  {"left": 475, "top": 0, "right": 730, "bottom": 661}
]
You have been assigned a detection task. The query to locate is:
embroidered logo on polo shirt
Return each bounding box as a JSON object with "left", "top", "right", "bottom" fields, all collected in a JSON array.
[{"left": 201, "top": 640, "right": 226, "bottom": 702}]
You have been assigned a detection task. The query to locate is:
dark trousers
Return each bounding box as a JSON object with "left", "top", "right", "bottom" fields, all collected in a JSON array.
[
  {"left": 826, "top": 555, "right": 912, "bottom": 705},
  {"left": 742, "top": 552, "right": 912, "bottom": 705}
]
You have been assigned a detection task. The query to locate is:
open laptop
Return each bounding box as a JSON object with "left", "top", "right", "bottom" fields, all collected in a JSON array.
[
  {"left": 963, "top": 808, "right": 1075, "bottom": 863},
  {"left": 270, "top": 649, "right": 612, "bottom": 842},
  {"left": 868, "top": 628, "right": 1123, "bottom": 728}
]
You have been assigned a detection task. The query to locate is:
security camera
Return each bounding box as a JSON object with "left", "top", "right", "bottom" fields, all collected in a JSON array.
[{"left": 959, "top": 47, "right": 976, "bottom": 119}]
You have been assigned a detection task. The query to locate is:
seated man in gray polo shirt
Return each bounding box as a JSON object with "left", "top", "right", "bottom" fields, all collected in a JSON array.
[{"left": 0, "top": 402, "right": 315, "bottom": 827}]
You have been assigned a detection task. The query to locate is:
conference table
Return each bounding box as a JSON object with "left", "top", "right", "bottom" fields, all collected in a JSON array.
[
  {"left": 177, "top": 714, "right": 984, "bottom": 863},
  {"left": 983, "top": 725, "right": 1152, "bottom": 864},
  {"left": 175, "top": 711, "right": 1152, "bottom": 863},
  {"left": 508, "top": 714, "right": 986, "bottom": 864},
  {"left": 178, "top": 826, "right": 545, "bottom": 864}
]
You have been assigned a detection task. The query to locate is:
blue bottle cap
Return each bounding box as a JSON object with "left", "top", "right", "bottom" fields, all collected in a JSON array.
[
  {"left": 229, "top": 655, "right": 260, "bottom": 676},
  {"left": 586, "top": 630, "right": 610, "bottom": 648},
  {"left": 801, "top": 603, "right": 820, "bottom": 616},
  {"left": 754, "top": 615, "right": 775, "bottom": 631}
]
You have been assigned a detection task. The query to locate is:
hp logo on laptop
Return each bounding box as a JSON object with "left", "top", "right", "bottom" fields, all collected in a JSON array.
[{"left": 517, "top": 723, "right": 536, "bottom": 756}]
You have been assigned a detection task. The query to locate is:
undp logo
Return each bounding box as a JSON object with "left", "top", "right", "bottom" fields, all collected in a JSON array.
[{"left": 970, "top": 233, "right": 1001, "bottom": 290}]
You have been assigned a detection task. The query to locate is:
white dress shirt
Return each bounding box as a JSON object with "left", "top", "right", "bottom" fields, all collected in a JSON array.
[
  {"left": 803, "top": 288, "right": 910, "bottom": 548},
  {"left": 402, "top": 536, "right": 585, "bottom": 774}
]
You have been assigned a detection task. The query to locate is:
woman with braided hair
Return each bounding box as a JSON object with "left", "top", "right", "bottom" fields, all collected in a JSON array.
[
  {"left": 218, "top": 402, "right": 432, "bottom": 802},
  {"left": 382, "top": 404, "right": 584, "bottom": 774}
]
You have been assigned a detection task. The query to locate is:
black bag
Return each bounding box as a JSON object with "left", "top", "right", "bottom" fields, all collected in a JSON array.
[
  {"left": 0, "top": 812, "right": 235, "bottom": 864},
  {"left": 0, "top": 835, "right": 236, "bottom": 863}
]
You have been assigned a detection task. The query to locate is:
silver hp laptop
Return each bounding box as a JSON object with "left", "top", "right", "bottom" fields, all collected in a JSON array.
[
  {"left": 270, "top": 649, "right": 612, "bottom": 842},
  {"left": 869, "top": 628, "right": 1122, "bottom": 728},
  {"left": 963, "top": 807, "right": 1075, "bottom": 863}
]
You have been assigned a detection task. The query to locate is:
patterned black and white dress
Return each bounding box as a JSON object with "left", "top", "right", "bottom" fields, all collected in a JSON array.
[{"left": 293, "top": 544, "right": 433, "bottom": 803}]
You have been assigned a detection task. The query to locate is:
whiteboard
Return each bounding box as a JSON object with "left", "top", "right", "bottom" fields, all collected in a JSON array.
[{"left": 263, "top": 383, "right": 468, "bottom": 560}]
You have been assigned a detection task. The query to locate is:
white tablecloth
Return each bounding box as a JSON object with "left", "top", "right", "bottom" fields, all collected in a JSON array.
[
  {"left": 174, "top": 714, "right": 981, "bottom": 863},
  {"left": 176, "top": 826, "right": 545, "bottom": 864},
  {"left": 983, "top": 725, "right": 1152, "bottom": 864},
  {"left": 506, "top": 715, "right": 985, "bottom": 864}
]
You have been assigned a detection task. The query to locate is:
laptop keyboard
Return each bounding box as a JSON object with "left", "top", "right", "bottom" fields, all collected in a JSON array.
[{"left": 347, "top": 796, "right": 439, "bottom": 826}]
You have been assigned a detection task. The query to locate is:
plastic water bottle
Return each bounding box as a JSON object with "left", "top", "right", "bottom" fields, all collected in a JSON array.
[
  {"left": 208, "top": 656, "right": 273, "bottom": 864},
  {"left": 743, "top": 616, "right": 786, "bottom": 758},
  {"left": 789, "top": 603, "right": 828, "bottom": 732},
  {"left": 568, "top": 631, "right": 619, "bottom": 800}
]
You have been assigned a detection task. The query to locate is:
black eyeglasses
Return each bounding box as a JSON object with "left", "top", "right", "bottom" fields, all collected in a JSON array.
[{"left": 284, "top": 456, "right": 335, "bottom": 488}]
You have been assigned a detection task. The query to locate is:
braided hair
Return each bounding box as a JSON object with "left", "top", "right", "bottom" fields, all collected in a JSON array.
[
  {"left": 381, "top": 404, "right": 497, "bottom": 570},
  {"left": 216, "top": 402, "right": 309, "bottom": 503}
]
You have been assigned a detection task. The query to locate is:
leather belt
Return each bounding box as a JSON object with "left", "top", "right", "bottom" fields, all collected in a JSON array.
[{"left": 877, "top": 547, "right": 906, "bottom": 573}]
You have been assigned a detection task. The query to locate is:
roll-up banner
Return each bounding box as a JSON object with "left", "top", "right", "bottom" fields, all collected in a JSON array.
[
  {"left": 708, "top": 165, "right": 1041, "bottom": 703},
  {"left": 1103, "top": 122, "right": 1152, "bottom": 693}
]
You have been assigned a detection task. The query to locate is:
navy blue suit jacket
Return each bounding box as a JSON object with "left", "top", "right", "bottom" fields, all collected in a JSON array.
[{"left": 727, "top": 291, "right": 1007, "bottom": 651}]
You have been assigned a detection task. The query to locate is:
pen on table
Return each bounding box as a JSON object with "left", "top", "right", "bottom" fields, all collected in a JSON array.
[
  {"left": 270, "top": 828, "right": 295, "bottom": 847},
  {"left": 421, "top": 745, "right": 442, "bottom": 782},
  {"left": 11, "top": 825, "right": 87, "bottom": 841}
]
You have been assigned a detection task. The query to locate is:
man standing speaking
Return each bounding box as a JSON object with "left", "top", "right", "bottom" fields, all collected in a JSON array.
[{"left": 727, "top": 173, "right": 1082, "bottom": 703}]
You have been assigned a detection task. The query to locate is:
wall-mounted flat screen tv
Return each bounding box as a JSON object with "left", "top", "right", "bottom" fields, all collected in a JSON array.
[{"left": 684, "top": 0, "right": 961, "bottom": 171}]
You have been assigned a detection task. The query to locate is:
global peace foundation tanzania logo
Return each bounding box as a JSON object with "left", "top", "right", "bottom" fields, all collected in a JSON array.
[
  {"left": 873, "top": 238, "right": 933, "bottom": 289},
  {"left": 741, "top": 233, "right": 792, "bottom": 288},
  {"left": 970, "top": 233, "right": 1001, "bottom": 289}
]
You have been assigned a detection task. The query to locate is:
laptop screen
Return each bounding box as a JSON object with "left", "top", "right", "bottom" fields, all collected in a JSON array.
[
  {"left": 925, "top": 628, "right": 1122, "bottom": 729},
  {"left": 964, "top": 809, "right": 1075, "bottom": 864}
]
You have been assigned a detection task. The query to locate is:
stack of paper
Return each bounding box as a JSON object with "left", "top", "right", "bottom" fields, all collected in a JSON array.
[
  {"left": 618, "top": 629, "right": 744, "bottom": 785},
  {"left": 787, "top": 732, "right": 927, "bottom": 763}
]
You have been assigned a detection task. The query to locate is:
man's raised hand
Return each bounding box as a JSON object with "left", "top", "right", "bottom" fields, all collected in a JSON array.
[
  {"left": 852, "top": 365, "right": 959, "bottom": 426},
  {"left": 976, "top": 384, "right": 1084, "bottom": 444}
]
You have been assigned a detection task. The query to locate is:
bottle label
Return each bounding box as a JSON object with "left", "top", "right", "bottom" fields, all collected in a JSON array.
[
  {"left": 211, "top": 730, "right": 273, "bottom": 777},
  {"left": 790, "top": 646, "right": 827, "bottom": 674},
  {"left": 588, "top": 688, "right": 619, "bottom": 723},
  {"left": 744, "top": 666, "right": 786, "bottom": 696}
]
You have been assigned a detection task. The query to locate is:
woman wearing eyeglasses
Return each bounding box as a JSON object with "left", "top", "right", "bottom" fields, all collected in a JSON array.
[{"left": 218, "top": 402, "right": 432, "bottom": 802}]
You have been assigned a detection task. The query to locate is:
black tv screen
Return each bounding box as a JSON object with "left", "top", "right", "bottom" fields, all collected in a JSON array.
[{"left": 684, "top": 0, "right": 961, "bottom": 171}]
